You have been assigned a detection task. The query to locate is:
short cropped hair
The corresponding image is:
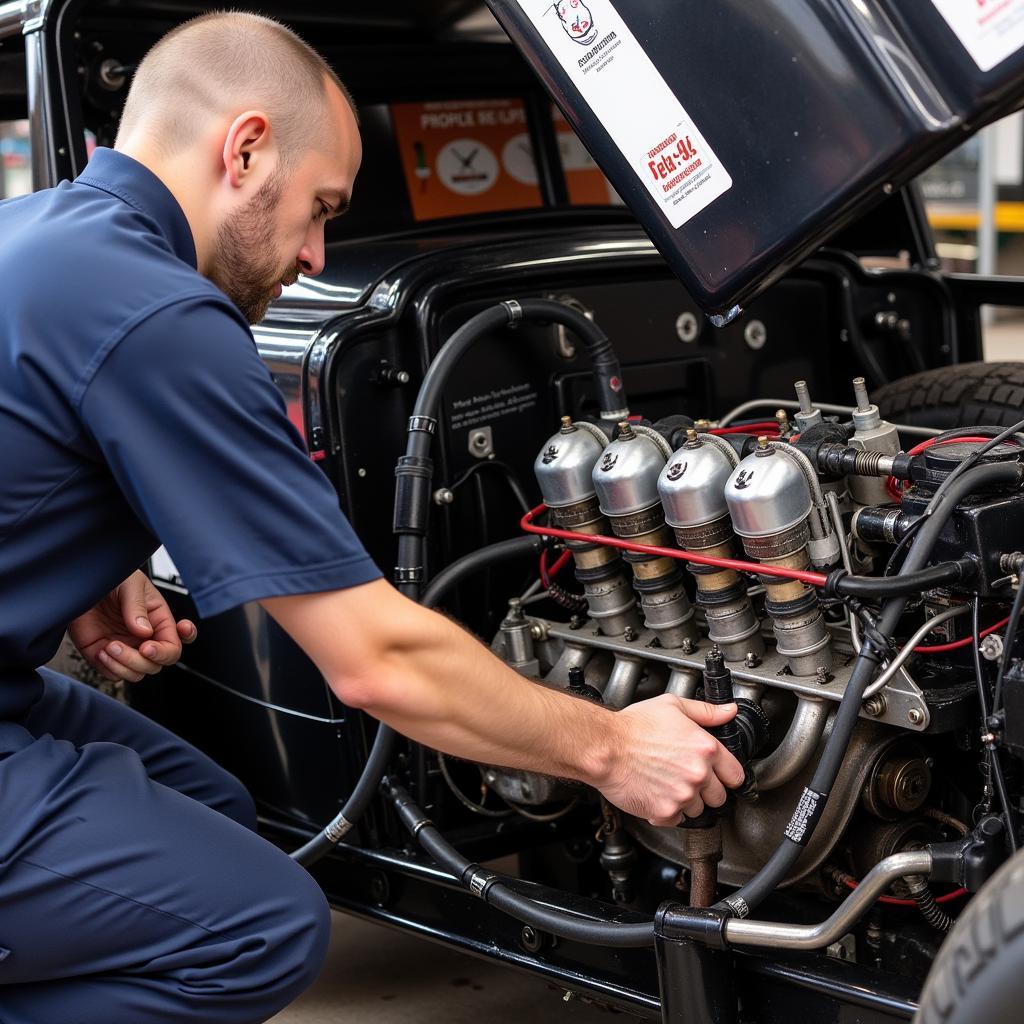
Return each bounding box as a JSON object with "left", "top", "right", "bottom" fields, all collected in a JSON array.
[{"left": 116, "top": 11, "right": 355, "bottom": 163}]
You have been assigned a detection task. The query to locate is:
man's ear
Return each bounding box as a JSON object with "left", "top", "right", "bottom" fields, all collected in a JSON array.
[{"left": 222, "top": 110, "right": 273, "bottom": 189}]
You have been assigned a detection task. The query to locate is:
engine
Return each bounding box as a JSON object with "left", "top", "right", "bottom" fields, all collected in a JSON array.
[{"left": 474, "top": 370, "right": 1024, "bottom": 940}]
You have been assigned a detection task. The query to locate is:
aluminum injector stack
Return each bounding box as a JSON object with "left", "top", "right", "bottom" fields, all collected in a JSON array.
[
  {"left": 848, "top": 376, "right": 901, "bottom": 507},
  {"left": 658, "top": 430, "right": 764, "bottom": 664},
  {"left": 725, "top": 437, "right": 832, "bottom": 677},
  {"left": 533, "top": 417, "right": 640, "bottom": 637},
  {"left": 592, "top": 422, "right": 697, "bottom": 651}
]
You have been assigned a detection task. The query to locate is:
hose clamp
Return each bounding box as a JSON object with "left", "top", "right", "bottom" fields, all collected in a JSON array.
[
  {"left": 463, "top": 865, "right": 498, "bottom": 900},
  {"left": 323, "top": 816, "right": 353, "bottom": 844},
  {"left": 410, "top": 817, "right": 433, "bottom": 837},
  {"left": 393, "top": 566, "right": 424, "bottom": 583},
  {"left": 501, "top": 299, "right": 523, "bottom": 324},
  {"left": 408, "top": 415, "right": 437, "bottom": 435},
  {"left": 720, "top": 895, "right": 749, "bottom": 919}
]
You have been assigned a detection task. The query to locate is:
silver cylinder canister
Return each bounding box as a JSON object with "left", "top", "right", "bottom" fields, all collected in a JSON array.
[
  {"left": 593, "top": 423, "right": 697, "bottom": 650},
  {"left": 725, "top": 439, "right": 832, "bottom": 676},
  {"left": 534, "top": 417, "right": 640, "bottom": 637},
  {"left": 658, "top": 431, "right": 763, "bottom": 662}
]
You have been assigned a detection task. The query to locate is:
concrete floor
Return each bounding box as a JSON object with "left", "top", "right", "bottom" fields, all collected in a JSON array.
[{"left": 269, "top": 912, "right": 614, "bottom": 1023}]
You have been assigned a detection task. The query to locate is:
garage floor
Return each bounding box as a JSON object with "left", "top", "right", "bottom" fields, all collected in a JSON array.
[{"left": 269, "top": 912, "right": 613, "bottom": 1023}]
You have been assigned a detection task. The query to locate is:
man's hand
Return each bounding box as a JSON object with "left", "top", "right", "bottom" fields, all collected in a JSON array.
[
  {"left": 592, "top": 694, "right": 744, "bottom": 826},
  {"left": 69, "top": 570, "right": 197, "bottom": 683}
]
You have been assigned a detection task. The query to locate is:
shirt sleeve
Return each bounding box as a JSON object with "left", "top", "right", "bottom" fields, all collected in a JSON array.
[{"left": 78, "top": 294, "right": 382, "bottom": 617}]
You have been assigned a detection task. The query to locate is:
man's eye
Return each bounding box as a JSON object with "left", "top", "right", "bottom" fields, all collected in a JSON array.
[{"left": 314, "top": 202, "right": 330, "bottom": 222}]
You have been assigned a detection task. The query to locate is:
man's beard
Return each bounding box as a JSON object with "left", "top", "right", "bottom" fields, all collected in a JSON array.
[{"left": 209, "top": 170, "right": 296, "bottom": 325}]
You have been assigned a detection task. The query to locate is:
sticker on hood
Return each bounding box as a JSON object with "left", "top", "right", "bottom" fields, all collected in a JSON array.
[
  {"left": 930, "top": 0, "right": 1024, "bottom": 73},
  {"left": 514, "top": 0, "right": 731, "bottom": 229}
]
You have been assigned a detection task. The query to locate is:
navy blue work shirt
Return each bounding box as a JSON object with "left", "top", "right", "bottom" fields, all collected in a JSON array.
[{"left": 0, "top": 148, "right": 381, "bottom": 716}]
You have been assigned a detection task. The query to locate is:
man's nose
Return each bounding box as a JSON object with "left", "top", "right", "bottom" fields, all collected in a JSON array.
[{"left": 297, "top": 238, "right": 326, "bottom": 278}]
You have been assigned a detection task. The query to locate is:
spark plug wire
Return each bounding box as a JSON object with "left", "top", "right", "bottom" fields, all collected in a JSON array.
[{"left": 521, "top": 505, "right": 829, "bottom": 587}]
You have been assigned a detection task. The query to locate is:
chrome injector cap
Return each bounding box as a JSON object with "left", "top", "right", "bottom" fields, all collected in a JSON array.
[
  {"left": 592, "top": 422, "right": 671, "bottom": 517},
  {"left": 533, "top": 417, "right": 607, "bottom": 508},
  {"left": 725, "top": 439, "right": 812, "bottom": 539},
  {"left": 658, "top": 431, "right": 736, "bottom": 528}
]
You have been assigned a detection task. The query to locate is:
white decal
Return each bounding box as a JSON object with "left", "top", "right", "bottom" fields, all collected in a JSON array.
[
  {"left": 930, "top": 0, "right": 1024, "bottom": 73},
  {"left": 514, "top": 0, "right": 731, "bottom": 228}
]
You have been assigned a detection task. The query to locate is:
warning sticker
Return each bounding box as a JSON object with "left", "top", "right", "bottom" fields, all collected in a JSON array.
[
  {"left": 930, "top": 0, "right": 1024, "bottom": 73},
  {"left": 391, "top": 100, "right": 544, "bottom": 221},
  {"left": 784, "top": 787, "right": 827, "bottom": 846},
  {"left": 513, "top": 0, "right": 731, "bottom": 228}
]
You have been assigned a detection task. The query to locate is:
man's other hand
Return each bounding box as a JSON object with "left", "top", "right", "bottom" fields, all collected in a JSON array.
[
  {"left": 69, "top": 569, "right": 197, "bottom": 682},
  {"left": 593, "top": 694, "right": 745, "bottom": 826}
]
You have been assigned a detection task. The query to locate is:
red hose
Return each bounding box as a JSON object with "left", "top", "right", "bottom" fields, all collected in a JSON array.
[
  {"left": 913, "top": 615, "right": 1010, "bottom": 654},
  {"left": 842, "top": 877, "right": 968, "bottom": 907},
  {"left": 521, "top": 505, "right": 828, "bottom": 586},
  {"left": 710, "top": 421, "right": 781, "bottom": 436}
]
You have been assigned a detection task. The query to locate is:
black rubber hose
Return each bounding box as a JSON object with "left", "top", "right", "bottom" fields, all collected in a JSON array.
[
  {"left": 718, "top": 461, "right": 1024, "bottom": 915},
  {"left": 421, "top": 535, "right": 543, "bottom": 608},
  {"left": 394, "top": 299, "right": 629, "bottom": 599},
  {"left": 291, "top": 535, "right": 543, "bottom": 867},
  {"left": 291, "top": 723, "right": 396, "bottom": 867},
  {"left": 829, "top": 558, "right": 975, "bottom": 599},
  {"left": 389, "top": 782, "right": 654, "bottom": 947}
]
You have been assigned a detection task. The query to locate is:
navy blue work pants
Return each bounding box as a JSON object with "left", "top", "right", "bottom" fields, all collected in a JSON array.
[{"left": 0, "top": 669, "right": 331, "bottom": 1023}]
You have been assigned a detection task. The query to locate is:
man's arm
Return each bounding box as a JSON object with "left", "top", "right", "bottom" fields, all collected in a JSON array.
[{"left": 261, "top": 580, "right": 743, "bottom": 826}]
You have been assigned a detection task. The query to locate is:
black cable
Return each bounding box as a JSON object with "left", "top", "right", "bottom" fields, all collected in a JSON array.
[
  {"left": 830, "top": 558, "right": 974, "bottom": 599},
  {"left": 717, "top": 461, "right": 1024, "bottom": 915},
  {"left": 448, "top": 459, "right": 532, "bottom": 514},
  {"left": 973, "top": 596, "right": 991, "bottom": 721},
  {"left": 290, "top": 535, "right": 543, "bottom": 867},
  {"left": 388, "top": 782, "right": 655, "bottom": 947},
  {"left": 394, "top": 299, "right": 629, "bottom": 600},
  {"left": 884, "top": 517, "right": 925, "bottom": 577}
]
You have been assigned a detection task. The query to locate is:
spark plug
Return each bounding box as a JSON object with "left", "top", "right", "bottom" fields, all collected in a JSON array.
[{"left": 703, "top": 647, "right": 767, "bottom": 799}]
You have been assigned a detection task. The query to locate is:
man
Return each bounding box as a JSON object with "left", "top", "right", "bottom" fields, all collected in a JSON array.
[{"left": 0, "top": 11, "right": 743, "bottom": 1023}]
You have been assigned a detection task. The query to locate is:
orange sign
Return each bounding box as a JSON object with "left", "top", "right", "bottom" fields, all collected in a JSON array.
[
  {"left": 552, "top": 107, "right": 622, "bottom": 207},
  {"left": 391, "top": 100, "right": 545, "bottom": 221}
]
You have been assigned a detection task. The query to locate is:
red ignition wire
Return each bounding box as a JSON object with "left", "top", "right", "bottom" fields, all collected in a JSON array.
[
  {"left": 710, "top": 421, "right": 782, "bottom": 436},
  {"left": 521, "top": 505, "right": 828, "bottom": 587},
  {"left": 539, "top": 548, "right": 572, "bottom": 587},
  {"left": 887, "top": 436, "right": 1014, "bottom": 501},
  {"left": 913, "top": 615, "right": 1010, "bottom": 654},
  {"left": 841, "top": 877, "right": 968, "bottom": 907}
]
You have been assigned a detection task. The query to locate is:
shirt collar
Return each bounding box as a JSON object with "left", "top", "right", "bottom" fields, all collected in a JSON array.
[{"left": 75, "top": 148, "right": 198, "bottom": 269}]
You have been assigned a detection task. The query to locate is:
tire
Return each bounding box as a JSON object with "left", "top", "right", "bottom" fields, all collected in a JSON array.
[
  {"left": 916, "top": 848, "right": 1024, "bottom": 1024},
  {"left": 874, "top": 362, "right": 1024, "bottom": 430}
]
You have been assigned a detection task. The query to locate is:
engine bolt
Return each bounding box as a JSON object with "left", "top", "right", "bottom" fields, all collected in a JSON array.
[
  {"left": 624, "top": 626, "right": 638, "bottom": 642},
  {"left": 980, "top": 634, "right": 1005, "bottom": 662},
  {"left": 433, "top": 488, "right": 455, "bottom": 505},
  {"left": 864, "top": 694, "right": 886, "bottom": 717},
  {"left": 815, "top": 666, "right": 830, "bottom": 685},
  {"left": 681, "top": 638, "right": 696, "bottom": 655},
  {"left": 744, "top": 651, "right": 761, "bottom": 668},
  {"left": 907, "top": 708, "right": 924, "bottom": 726}
]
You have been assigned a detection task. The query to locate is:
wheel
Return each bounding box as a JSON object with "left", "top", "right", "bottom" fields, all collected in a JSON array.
[
  {"left": 874, "top": 362, "right": 1024, "bottom": 430},
  {"left": 916, "top": 847, "right": 1024, "bottom": 1024}
]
